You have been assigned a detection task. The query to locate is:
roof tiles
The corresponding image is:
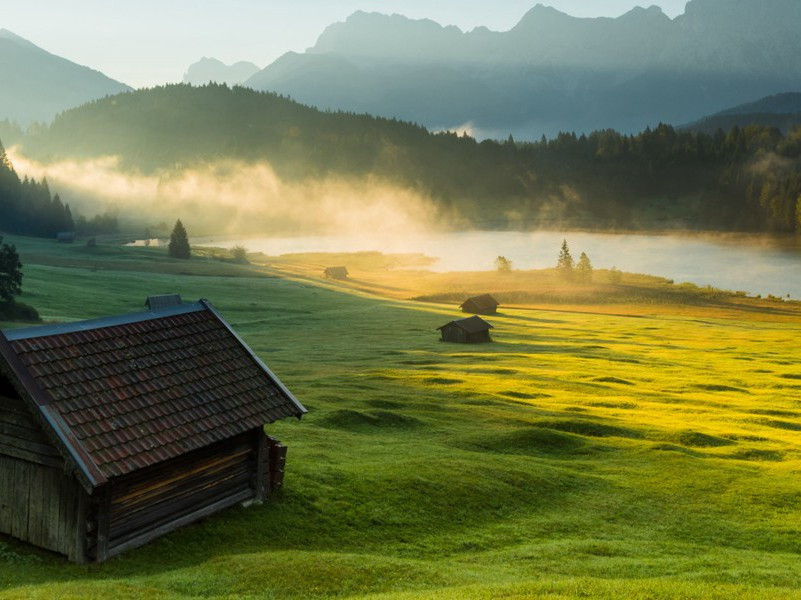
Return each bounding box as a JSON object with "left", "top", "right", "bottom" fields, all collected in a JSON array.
[{"left": 3, "top": 302, "right": 304, "bottom": 481}]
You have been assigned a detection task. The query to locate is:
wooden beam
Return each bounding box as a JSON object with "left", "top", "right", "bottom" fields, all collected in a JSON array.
[
  {"left": 95, "top": 486, "right": 111, "bottom": 563},
  {"left": 255, "top": 429, "right": 266, "bottom": 501},
  {"left": 105, "top": 488, "right": 253, "bottom": 560},
  {"left": 73, "top": 489, "right": 87, "bottom": 565}
]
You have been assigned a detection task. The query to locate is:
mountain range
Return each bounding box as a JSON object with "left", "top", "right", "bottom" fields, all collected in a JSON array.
[
  {"left": 182, "top": 57, "right": 260, "bottom": 87},
  {"left": 0, "top": 29, "right": 130, "bottom": 126},
  {"left": 243, "top": 0, "right": 801, "bottom": 138}
]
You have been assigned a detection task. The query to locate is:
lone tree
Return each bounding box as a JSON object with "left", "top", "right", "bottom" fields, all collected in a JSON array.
[
  {"left": 0, "top": 236, "right": 22, "bottom": 302},
  {"left": 576, "top": 252, "right": 593, "bottom": 283},
  {"left": 556, "top": 239, "right": 574, "bottom": 280},
  {"left": 168, "top": 219, "right": 191, "bottom": 259},
  {"left": 495, "top": 255, "right": 512, "bottom": 272}
]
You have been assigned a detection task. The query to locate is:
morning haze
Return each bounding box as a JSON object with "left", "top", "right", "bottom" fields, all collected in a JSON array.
[{"left": 2, "top": 1, "right": 801, "bottom": 598}]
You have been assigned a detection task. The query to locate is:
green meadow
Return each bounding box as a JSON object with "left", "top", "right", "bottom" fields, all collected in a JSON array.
[{"left": 2, "top": 235, "right": 801, "bottom": 599}]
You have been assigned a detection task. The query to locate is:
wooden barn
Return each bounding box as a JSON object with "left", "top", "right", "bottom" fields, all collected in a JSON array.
[
  {"left": 323, "top": 266, "right": 348, "bottom": 280},
  {"left": 460, "top": 294, "right": 499, "bottom": 315},
  {"left": 438, "top": 316, "right": 493, "bottom": 343},
  {"left": 0, "top": 299, "right": 306, "bottom": 563}
]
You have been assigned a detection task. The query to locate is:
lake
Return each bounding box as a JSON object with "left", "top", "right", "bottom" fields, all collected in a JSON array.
[{"left": 196, "top": 231, "right": 801, "bottom": 299}]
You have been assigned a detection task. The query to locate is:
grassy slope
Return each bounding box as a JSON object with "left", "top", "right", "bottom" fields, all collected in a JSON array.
[{"left": 1, "top": 236, "right": 801, "bottom": 599}]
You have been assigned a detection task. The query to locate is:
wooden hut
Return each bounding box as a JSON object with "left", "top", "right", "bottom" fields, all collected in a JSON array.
[
  {"left": 0, "top": 299, "right": 306, "bottom": 563},
  {"left": 145, "top": 294, "right": 182, "bottom": 310},
  {"left": 324, "top": 266, "right": 349, "bottom": 280},
  {"left": 56, "top": 231, "right": 76, "bottom": 243},
  {"left": 460, "top": 294, "right": 499, "bottom": 315},
  {"left": 437, "top": 316, "right": 493, "bottom": 343}
]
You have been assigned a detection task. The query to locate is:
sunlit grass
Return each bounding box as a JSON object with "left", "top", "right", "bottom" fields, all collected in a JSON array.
[{"left": 2, "top": 235, "right": 801, "bottom": 598}]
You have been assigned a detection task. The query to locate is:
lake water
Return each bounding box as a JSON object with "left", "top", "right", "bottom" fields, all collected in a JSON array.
[{"left": 196, "top": 231, "right": 801, "bottom": 299}]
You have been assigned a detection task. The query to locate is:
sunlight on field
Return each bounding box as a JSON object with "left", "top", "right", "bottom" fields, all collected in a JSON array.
[{"left": 2, "top": 238, "right": 801, "bottom": 599}]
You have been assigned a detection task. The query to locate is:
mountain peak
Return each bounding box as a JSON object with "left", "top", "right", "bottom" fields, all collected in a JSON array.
[
  {"left": 620, "top": 5, "right": 669, "bottom": 21},
  {"left": 183, "top": 57, "right": 259, "bottom": 86}
]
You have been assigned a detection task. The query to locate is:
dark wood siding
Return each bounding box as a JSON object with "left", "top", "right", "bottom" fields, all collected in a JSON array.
[
  {"left": 93, "top": 430, "right": 261, "bottom": 560},
  {"left": 0, "top": 393, "right": 85, "bottom": 561},
  {"left": 0, "top": 393, "right": 64, "bottom": 469}
]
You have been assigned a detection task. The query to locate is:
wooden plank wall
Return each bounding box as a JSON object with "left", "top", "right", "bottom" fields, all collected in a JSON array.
[
  {"left": 0, "top": 392, "right": 83, "bottom": 561},
  {"left": 97, "top": 430, "right": 258, "bottom": 560},
  {"left": 0, "top": 394, "right": 63, "bottom": 469}
]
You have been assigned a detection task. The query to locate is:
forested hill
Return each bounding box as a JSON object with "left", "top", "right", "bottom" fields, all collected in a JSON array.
[{"left": 17, "top": 84, "right": 801, "bottom": 234}]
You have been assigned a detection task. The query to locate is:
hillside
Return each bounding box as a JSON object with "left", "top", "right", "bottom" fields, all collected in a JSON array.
[
  {"left": 0, "top": 29, "right": 131, "bottom": 125},
  {"left": 686, "top": 93, "right": 801, "bottom": 134},
  {"left": 245, "top": 0, "right": 801, "bottom": 138},
  {"left": 13, "top": 84, "right": 801, "bottom": 235},
  {"left": 1, "top": 236, "right": 801, "bottom": 598}
]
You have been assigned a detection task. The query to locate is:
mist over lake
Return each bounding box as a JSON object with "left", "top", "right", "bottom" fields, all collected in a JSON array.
[{"left": 199, "top": 231, "right": 801, "bottom": 299}]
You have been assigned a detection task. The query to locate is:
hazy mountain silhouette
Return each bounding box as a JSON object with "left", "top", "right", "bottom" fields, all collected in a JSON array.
[
  {"left": 684, "top": 93, "right": 801, "bottom": 134},
  {"left": 183, "top": 57, "right": 260, "bottom": 87},
  {"left": 245, "top": 0, "right": 801, "bottom": 139},
  {"left": 0, "top": 29, "right": 131, "bottom": 125}
]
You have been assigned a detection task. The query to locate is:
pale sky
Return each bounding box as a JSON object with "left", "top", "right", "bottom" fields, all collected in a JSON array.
[{"left": 2, "top": 1, "right": 689, "bottom": 88}]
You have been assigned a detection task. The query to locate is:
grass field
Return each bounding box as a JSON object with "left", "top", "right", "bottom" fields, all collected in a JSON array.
[{"left": 2, "top": 235, "right": 801, "bottom": 599}]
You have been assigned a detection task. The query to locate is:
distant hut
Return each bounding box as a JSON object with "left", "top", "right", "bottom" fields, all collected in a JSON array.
[
  {"left": 56, "top": 231, "right": 76, "bottom": 243},
  {"left": 145, "top": 293, "right": 182, "bottom": 310},
  {"left": 324, "top": 266, "right": 349, "bottom": 280},
  {"left": 460, "top": 294, "right": 499, "bottom": 315},
  {"left": 438, "top": 315, "right": 494, "bottom": 343},
  {"left": 0, "top": 299, "right": 306, "bottom": 563}
]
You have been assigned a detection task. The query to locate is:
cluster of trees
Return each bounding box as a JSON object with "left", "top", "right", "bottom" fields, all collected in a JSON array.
[
  {"left": 0, "top": 140, "right": 118, "bottom": 238},
  {"left": 13, "top": 84, "right": 801, "bottom": 234},
  {"left": 0, "top": 144, "right": 74, "bottom": 237},
  {"left": 556, "top": 240, "right": 593, "bottom": 283},
  {"left": 495, "top": 240, "right": 594, "bottom": 283}
]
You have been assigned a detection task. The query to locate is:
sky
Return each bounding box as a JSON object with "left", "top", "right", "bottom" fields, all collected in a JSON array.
[{"left": 2, "top": 1, "right": 689, "bottom": 88}]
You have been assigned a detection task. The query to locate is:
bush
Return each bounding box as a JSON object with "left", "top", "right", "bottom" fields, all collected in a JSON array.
[
  {"left": 0, "top": 300, "right": 40, "bottom": 322},
  {"left": 231, "top": 245, "right": 249, "bottom": 264}
]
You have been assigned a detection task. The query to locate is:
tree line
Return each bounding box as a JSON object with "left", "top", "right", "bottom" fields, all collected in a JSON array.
[
  {"left": 0, "top": 141, "right": 118, "bottom": 238},
  {"left": 12, "top": 84, "right": 801, "bottom": 234}
]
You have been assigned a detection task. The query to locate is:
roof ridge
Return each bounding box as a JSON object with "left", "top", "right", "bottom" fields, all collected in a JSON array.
[{"left": 4, "top": 302, "right": 206, "bottom": 341}]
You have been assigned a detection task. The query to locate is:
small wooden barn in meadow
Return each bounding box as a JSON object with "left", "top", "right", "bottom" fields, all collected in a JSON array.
[
  {"left": 438, "top": 316, "right": 494, "bottom": 343},
  {"left": 0, "top": 299, "right": 306, "bottom": 563},
  {"left": 460, "top": 294, "right": 499, "bottom": 315},
  {"left": 323, "top": 266, "right": 349, "bottom": 280}
]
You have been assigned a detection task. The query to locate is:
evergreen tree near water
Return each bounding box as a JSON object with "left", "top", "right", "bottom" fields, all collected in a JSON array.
[
  {"left": 576, "top": 252, "right": 593, "bottom": 283},
  {"left": 556, "top": 239, "right": 574, "bottom": 280},
  {"left": 168, "top": 219, "right": 191, "bottom": 259}
]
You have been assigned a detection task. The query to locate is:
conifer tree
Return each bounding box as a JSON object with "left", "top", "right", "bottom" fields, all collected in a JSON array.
[
  {"left": 576, "top": 252, "right": 593, "bottom": 283},
  {"left": 556, "top": 239, "right": 574, "bottom": 280},
  {"left": 168, "top": 219, "right": 191, "bottom": 259},
  {"left": 0, "top": 236, "right": 23, "bottom": 302}
]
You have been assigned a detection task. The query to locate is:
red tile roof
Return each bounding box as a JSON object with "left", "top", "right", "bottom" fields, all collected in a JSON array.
[{"left": 0, "top": 300, "right": 305, "bottom": 486}]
